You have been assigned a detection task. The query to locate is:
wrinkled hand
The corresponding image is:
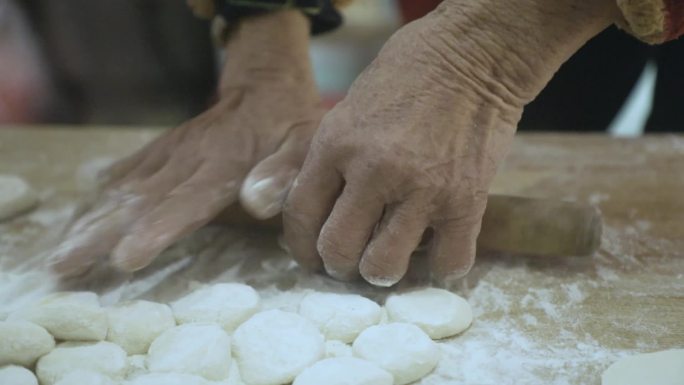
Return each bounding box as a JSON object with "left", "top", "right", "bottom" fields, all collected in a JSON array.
[
  {"left": 51, "top": 11, "right": 320, "bottom": 276},
  {"left": 283, "top": 0, "right": 616, "bottom": 287}
]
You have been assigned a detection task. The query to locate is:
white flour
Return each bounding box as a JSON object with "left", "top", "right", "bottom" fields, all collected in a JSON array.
[{"left": 1, "top": 195, "right": 681, "bottom": 384}]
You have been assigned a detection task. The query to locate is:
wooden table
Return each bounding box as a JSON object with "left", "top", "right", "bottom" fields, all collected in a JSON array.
[{"left": 0, "top": 127, "right": 682, "bottom": 384}]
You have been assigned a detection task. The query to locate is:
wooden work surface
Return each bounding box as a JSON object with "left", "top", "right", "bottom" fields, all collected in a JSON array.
[{"left": 0, "top": 127, "right": 682, "bottom": 384}]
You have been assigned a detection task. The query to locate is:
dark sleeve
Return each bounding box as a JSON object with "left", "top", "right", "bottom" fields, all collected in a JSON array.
[{"left": 189, "top": 0, "right": 343, "bottom": 35}]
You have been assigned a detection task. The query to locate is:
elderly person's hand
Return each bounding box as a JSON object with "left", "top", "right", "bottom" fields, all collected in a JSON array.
[
  {"left": 51, "top": 11, "right": 321, "bottom": 276},
  {"left": 283, "top": 0, "right": 620, "bottom": 286}
]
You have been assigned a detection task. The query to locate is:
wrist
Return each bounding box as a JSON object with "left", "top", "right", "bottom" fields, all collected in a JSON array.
[
  {"left": 219, "top": 10, "right": 317, "bottom": 93},
  {"left": 410, "top": 0, "right": 619, "bottom": 107}
]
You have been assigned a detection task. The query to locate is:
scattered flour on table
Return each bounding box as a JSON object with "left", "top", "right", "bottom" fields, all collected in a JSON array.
[{"left": 0, "top": 208, "right": 680, "bottom": 384}]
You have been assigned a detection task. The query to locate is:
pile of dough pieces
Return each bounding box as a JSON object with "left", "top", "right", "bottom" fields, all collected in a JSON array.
[{"left": 0, "top": 285, "right": 473, "bottom": 385}]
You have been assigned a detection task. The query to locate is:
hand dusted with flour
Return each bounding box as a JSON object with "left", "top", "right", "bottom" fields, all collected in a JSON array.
[
  {"left": 49, "top": 11, "right": 322, "bottom": 276},
  {"left": 284, "top": 0, "right": 621, "bottom": 286}
]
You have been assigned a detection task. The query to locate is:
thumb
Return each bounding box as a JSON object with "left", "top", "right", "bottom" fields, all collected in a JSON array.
[{"left": 240, "top": 123, "right": 314, "bottom": 220}]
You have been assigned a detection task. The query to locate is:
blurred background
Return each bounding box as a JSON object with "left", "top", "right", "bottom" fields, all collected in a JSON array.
[{"left": 0, "top": 0, "right": 681, "bottom": 134}]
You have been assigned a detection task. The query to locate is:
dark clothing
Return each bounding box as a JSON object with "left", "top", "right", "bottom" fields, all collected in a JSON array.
[
  {"left": 519, "top": 27, "right": 683, "bottom": 133},
  {"left": 21, "top": 0, "right": 217, "bottom": 125}
]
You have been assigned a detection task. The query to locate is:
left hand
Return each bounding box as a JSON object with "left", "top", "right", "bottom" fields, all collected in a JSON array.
[{"left": 50, "top": 10, "right": 320, "bottom": 276}]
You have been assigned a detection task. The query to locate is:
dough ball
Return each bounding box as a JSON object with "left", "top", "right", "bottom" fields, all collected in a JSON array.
[
  {"left": 233, "top": 310, "right": 324, "bottom": 385},
  {"left": 54, "top": 370, "right": 117, "bottom": 385},
  {"left": 352, "top": 323, "right": 440, "bottom": 385},
  {"left": 126, "top": 372, "right": 211, "bottom": 385},
  {"left": 171, "top": 283, "right": 260, "bottom": 332},
  {"left": 324, "top": 340, "right": 353, "bottom": 358},
  {"left": 0, "top": 365, "right": 38, "bottom": 385},
  {"left": 298, "top": 292, "right": 381, "bottom": 343},
  {"left": 0, "top": 174, "right": 38, "bottom": 221},
  {"left": 8, "top": 292, "right": 108, "bottom": 341},
  {"left": 147, "top": 323, "right": 231, "bottom": 381},
  {"left": 0, "top": 320, "right": 55, "bottom": 366},
  {"left": 293, "top": 357, "right": 393, "bottom": 385},
  {"left": 106, "top": 300, "right": 175, "bottom": 355},
  {"left": 385, "top": 287, "right": 472, "bottom": 339},
  {"left": 36, "top": 341, "right": 127, "bottom": 385},
  {"left": 125, "top": 355, "right": 147, "bottom": 380},
  {"left": 602, "top": 349, "right": 684, "bottom": 385},
  {"left": 224, "top": 360, "right": 245, "bottom": 385}
]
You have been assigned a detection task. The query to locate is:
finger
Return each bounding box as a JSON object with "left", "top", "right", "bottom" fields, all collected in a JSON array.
[
  {"left": 102, "top": 124, "right": 194, "bottom": 189},
  {"left": 52, "top": 152, "right": 200, "bottom": 276},
  {"left": 240, "top": 123, "right": 313, "bottom": 220},
  {"left": 317, "top": 185, "right": 384, "bottom": 281},
  {"left": 98, "top": 128, "right": 180, "bottom": 187},
  {"left": 110, "top": 164, "right": 242, "bottom": 272},
  {"left": 98, "top": 149, "right": 148, "bottom": 187},
  {"left": 65, "top": 155, "right": 194, "bottom": 241},
  {"left": 359, "top": 203, "right": 428, "bottom": 287},
  {"left": 49, "top": 195, "right": 139, "bottom": 276},
  {"left": 282, "top": 154, "right": 343, "bottom": 271},
  {"left": 428, "top": 199, "right": 487, "bottom": 284}
]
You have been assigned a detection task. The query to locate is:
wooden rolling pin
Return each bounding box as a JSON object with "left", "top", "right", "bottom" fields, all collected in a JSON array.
[
  {"left": 217, "top": 194, "right": 602, "bottom": 257},
  {"left": 478, "top": 194, "right": 602, "bottom": 256}
]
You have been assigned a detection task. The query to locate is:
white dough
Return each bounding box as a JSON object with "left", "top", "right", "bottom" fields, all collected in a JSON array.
[
  {"left": 107, "top": 300, "right": 175, "bottom": 354},
  {"left": 352, "top": 323, "right": 440, "bottom": 385},
  {"left": 385, "top": 287, "right": 473, "bottom": 339},
  {"left": 293, "top": 357, "right": 393, "bottom": 385},
  {"left": 126, "top": 372, "right": 211, "bottom": 385},
  {"left": 0, "top": 174, "right": 38, "bottom": 221},
  {"left": 324, "top": 340, "right": 353, "bottom": 358},
  {"left": 125, "top": 355, "right": 147, "bottom": 380},
  {"left": 8, "top": 292, "right": 108, "bottom": 341},
  {"left": 36, "top": 341, "right": 127, "bottom": 385},
  {"left": 224, "top": 360, "right": 246, "bottom": 385},
  {"left": 171, "top": 283, "right": 260, "bottom": 332},
  {"left": 0, "top": 365, "right": 39, "bottom": 385},
  {"left": 298, "top": 292, "right": 381, "bottom": 343},
  {"left": 147, "top": 323, "right": 232, "bottom": 381},
  {"left": 232, "top": 310, "right": 324, "bottom": 385},
  {"left": 0, "top": 320, "right": 55, "bottom": 366},
  {"left": 54, "top": 370, "right": 117, "bottom": 385},
  {"left": 602, "top": 349, "right": 684, "bottom": 385}
]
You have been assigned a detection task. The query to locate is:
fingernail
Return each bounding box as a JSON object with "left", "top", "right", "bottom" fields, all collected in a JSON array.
[
  {"left": 241, "top": 176, "right": 287, "bottom": 219},
  {"left": 362, "top": 274, "right": 401, "bottom": 288},
  {"left": 322, "top": 262, "right": 358, "bottom": 282}
]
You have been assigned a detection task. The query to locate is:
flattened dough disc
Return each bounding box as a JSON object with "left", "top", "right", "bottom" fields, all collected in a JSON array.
[{"left": 602, "top": 349, "right": 684, "bottom": 385}]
